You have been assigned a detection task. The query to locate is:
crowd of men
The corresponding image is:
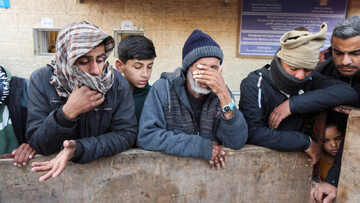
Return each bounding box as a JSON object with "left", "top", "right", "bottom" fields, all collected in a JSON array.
[{"left": 1, "top": 15, "right": 360, "bottom": 203}]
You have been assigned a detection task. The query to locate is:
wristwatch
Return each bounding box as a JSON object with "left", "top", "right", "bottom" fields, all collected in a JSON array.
[{"left": 221, "top": 102, "right": 235, "bottom": 114}]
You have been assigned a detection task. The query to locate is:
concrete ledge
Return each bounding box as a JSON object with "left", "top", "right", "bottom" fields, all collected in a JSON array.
[
  {"left": 337, "top": 110, "right": 360, "bottom": 202},
  {"left": 0, "top": 145, "right": 312, "bottom": 202}
]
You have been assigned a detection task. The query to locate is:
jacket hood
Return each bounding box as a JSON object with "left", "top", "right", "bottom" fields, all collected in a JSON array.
[
  {"left": 0, "top": 66, "right": 12, "bottom": 81},
  {"left": 160, "top": 67, "right": 185, "bottom": 82}
]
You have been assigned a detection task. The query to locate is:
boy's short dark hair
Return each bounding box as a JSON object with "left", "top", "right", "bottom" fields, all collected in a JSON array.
[{"left": 117, "top": 35, "right": 156, "bottom": 63}]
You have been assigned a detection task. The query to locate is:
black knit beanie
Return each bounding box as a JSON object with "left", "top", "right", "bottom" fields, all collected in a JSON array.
[{"left": 182, "top": 29, "right": 224, "bottom": 71}]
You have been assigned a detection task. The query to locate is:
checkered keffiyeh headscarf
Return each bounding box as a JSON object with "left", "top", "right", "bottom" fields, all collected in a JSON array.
[{"left": 50, "top": 21, "right": 115, "bottom": 98}]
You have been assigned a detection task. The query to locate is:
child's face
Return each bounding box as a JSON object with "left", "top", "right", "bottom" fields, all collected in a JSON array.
[
  {"left": 323, "top": 126, "right": 343, "bottom": 156},
  {"left": 116, "top": 58, "right": 154, "bottom": 90}
]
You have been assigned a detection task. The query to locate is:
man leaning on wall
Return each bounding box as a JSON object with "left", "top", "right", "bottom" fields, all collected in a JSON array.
[
  {"left": 311, "top": 16, "right": 360, "bottom": 203},
  {"left": 137, "top": 29, "right": 248, "bottom": 169},
  {"left": 239, "top": 23, "right": 358, "bottom": 167},
  {"left": 26, "top": 21, "right": 137, "bottom": 182}
]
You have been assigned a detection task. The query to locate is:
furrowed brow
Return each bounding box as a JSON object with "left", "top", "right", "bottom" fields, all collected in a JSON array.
[
  {"left": 332, "top": 48, "right": 344, "bottom": 54},
  {"left": 349, "top": 49, "right": 360, "bottom": 54}
]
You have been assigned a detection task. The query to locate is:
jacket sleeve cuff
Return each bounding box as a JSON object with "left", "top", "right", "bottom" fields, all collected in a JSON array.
[
  {"left": 324, "top": 175, "right": 339, "bottom": 187},
  {"left": 304, "top": 136, "right": 312, "bottom": 150},
  {"left": 220, "top": 108, "right": 238, "bottom": 125},
  {"left": 289, "top": 98, "right": 296, "bottom": 114},
  {"left": 55, "top": 106, "right": 78, "bottom": 128},
  {"left": 201, "top": 139, "right": 213, "bottom": 161},
  {"left": 71, "top": 140, "right": 84, "bottom": 162}
]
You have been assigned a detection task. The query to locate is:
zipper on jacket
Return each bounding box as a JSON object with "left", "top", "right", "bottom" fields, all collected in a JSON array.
[{"left": 94, "top": 108, "right": 100, "bottom": 118}]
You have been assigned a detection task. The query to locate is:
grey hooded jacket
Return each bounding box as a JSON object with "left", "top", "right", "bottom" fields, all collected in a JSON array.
[{"left": 137, "top": 67, "right": 248, "bottom": 161}]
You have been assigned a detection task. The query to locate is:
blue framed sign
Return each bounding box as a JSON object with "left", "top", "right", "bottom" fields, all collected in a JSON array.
[
  {"left": 238, "top": 0, "right": 348, "bottom": 57},
  {"left": 0, "top": 0, "right": 10, "bottom": 9}
]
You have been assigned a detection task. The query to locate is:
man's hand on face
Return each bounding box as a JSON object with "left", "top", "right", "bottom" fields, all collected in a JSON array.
[
  {"left": 31, "top": 140, "right": 76, "bottom": 182},
  {"left": 305, "top": 139, "right": 321, "bottom": 166},
  {"left": 62, "top": 84, "right": 105, "bottom": 119},
  {"left": 269, "top": 99, "right": 291, "bottom": 129},
  {"left": 310, "top": 182, "right": 337, "bottom": 203},
  {"left": 209, "top": 142, "right": 227, "bottom": 170},
  {"left": 192, "top": 65, "right": 228, "bottom": 99},
  {"left": 12, "top": 143, "right": 36, "bottom": 167},
  {"left": 193, "top": 64, "right": 235, "bottom": 119}
]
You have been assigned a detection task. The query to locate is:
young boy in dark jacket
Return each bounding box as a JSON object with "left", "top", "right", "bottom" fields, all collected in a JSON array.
[{"left": 115, "top": 35, "right": 156, "bottom": 122}]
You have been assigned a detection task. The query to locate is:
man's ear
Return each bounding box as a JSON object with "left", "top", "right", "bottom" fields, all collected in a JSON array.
[{"left": 115, "top": 60, "right": 124, "bottom": 74}]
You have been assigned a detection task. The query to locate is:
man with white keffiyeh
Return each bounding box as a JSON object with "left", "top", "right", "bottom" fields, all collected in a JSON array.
[{"left": 26, "top": 21, "right": 137, "bottom": 182}]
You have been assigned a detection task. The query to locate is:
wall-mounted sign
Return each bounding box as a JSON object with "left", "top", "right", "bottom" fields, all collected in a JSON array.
[
  {"left": 238, "top": 0, "right": 348, "bottom": 57},
  {"left": 0, "top": 0, "right": 10, "bottom": 9},
  {"left": 121, "top": 21, "right": 134, "bottom": 30},
  {"left": 41, "top": 18, "right": 54, "bottom": 28}
]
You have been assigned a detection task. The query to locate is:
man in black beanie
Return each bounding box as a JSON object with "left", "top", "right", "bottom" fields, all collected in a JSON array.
[
  {"left": 137, "top": 29, "right": 248, "bottom": 169},
  {"left": 239, "top": 23, "right": 358, "bottom": 167}
]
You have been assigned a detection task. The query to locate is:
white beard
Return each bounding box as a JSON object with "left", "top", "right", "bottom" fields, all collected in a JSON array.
[{"left": 187, "top": 71, "right": 211, "bottom": 95}]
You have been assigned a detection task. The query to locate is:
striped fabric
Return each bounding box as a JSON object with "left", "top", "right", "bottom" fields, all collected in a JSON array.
[
  {"left": 163, "top": 85, "right": 221, "bottom": 136},
  {"left": 50, "top": 21, "right": 115, "bottom": 98},
  {"left": 0, "top": 67, "right": 10, "bottom": 104}
]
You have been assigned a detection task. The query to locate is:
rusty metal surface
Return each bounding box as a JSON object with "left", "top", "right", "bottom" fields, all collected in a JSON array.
[
  {"left": 0, "top": 145, "right": 313, "bottom": 203},
  {"left": 332, "top": 105, "right": 360, "bottom": 115}
]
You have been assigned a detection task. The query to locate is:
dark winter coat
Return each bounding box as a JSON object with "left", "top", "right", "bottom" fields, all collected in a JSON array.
[
  {"left": 239, "top": 64, "right": 358, "bottom": 151},
  {"left": 26, "top": 65, "right": 137, "bottom": 164},
  {"left": 6, "top": 76, "right": 29, "bottom": 145}
]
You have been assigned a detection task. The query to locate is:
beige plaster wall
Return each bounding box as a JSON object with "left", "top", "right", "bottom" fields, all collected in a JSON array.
[
  {"left": 0, "top": 0, "right": 359, "bottom": 92},
  {"left": 0, "top": 0, "right": 268, "bottom": 93}
]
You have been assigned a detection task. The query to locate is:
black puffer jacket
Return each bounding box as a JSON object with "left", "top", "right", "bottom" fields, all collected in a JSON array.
[
  {"left": 26, "top": 65, "right": 137, "bottom": 164},
  {"left": 239, "top": 63, "right": 358, "bottom": 151}
]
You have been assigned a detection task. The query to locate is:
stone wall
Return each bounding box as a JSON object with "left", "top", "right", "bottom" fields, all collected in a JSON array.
[{"left": 0, "top": 145, "right": 313, "bottom": 202}]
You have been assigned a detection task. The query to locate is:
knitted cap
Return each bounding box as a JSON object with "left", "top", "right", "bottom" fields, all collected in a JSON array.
[
  {"left": 276, "top": 23, "right": 327, "bottom": 70},
  {"left": 182, "top": 29, "right": 223, "bottom": 70}
]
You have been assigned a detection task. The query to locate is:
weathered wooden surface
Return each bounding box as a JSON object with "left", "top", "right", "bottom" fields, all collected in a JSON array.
[
  {"left": 336, "top": 110, "right": 360, "bottom": 203},
  {"left": 0, "top": 145, "right": 312, "bottom": 203}
]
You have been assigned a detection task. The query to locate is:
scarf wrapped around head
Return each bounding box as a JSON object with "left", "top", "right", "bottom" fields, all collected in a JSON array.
[
  {"left": 50, "top": 21, "right": 115, "bottom": 98},
  {"left": 276, "top": 23, "right": 327, "bottom": 70}
]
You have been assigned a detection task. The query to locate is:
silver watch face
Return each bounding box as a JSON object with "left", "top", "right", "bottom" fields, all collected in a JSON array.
[{"left": 222, "top": 105, "right": 231, "bottom": 113}]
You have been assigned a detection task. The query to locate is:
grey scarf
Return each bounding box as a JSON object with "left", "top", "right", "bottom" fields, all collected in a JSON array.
[{"left": 269, "top": 56, "right": 312, "bottom": 95}]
